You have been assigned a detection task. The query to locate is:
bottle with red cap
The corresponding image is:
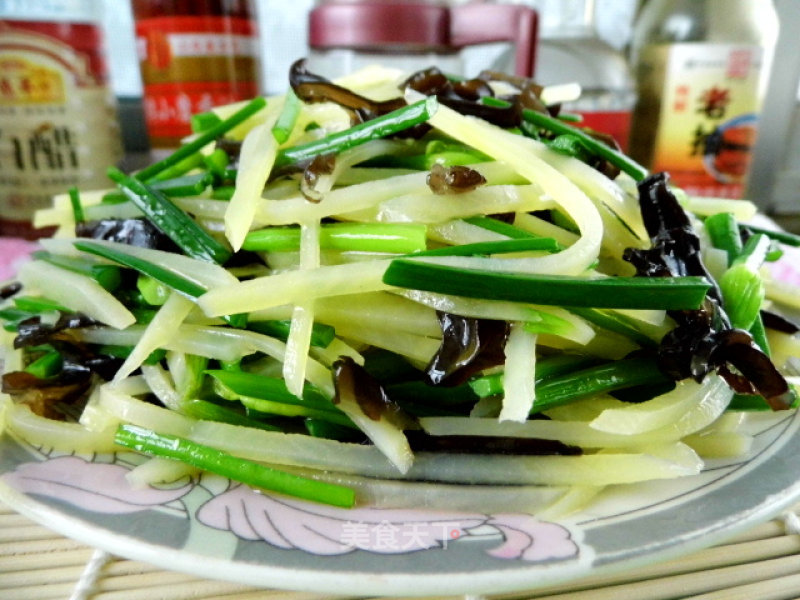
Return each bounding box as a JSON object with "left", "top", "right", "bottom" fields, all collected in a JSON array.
[{"left": 306, "top": 0, "right": 539, "bottom": 79}]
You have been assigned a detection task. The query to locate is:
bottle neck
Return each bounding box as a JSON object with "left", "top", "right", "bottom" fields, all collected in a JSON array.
[{"left": 532, "top": 0, "right": 596, "bottom": 39}]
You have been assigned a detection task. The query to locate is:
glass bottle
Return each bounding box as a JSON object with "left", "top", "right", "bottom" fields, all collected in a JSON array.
[
  {"left": 0, "top": 0, "right": 123, "bottom": 239},
  {"left": 628, "top": 0, "right": 779, "bottom": 198},
  {"left": 522, "top": 0, "right": 636, "bottom": 152},
  {"left": 133, "top": 0, "right": 262, "bottom": 154}
]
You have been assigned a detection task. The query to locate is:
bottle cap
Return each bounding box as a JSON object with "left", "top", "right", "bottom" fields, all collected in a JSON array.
[{"left": 309, "top": 1, "right": 453, "bottom": 52}]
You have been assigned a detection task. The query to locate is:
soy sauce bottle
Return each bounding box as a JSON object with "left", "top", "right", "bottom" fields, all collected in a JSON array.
[{"left": 628, "top": 0, "right": 778, "bottom": 198}]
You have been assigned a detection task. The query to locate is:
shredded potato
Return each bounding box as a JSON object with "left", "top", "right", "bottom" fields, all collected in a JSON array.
[{"left": 1, "top": 63, "right": 798, "bottom": 513}]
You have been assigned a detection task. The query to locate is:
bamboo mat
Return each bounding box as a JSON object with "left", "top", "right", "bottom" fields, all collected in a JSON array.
[{"left": 4, "top": 503, "right": 800, "bottom": 600}]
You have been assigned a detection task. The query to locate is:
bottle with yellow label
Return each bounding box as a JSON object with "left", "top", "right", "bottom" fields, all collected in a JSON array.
[
  {"left": 628, "top": 0, "right": 778, "bottom": 199},
  {"left": 0, "top": 0, "right": 123, "bottom": 239}
]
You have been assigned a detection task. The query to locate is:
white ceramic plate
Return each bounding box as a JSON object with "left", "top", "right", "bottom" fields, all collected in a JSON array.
[{"left": 1, "top": 407, "right": 799, "bottom": 597}]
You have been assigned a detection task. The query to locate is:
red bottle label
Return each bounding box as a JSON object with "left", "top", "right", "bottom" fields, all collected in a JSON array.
[
  {"left": 574, "top": 110, "right": 632, "bottom": 153},
  {"left": 135, "top": 16, "right": 260, "bottom": 147}
]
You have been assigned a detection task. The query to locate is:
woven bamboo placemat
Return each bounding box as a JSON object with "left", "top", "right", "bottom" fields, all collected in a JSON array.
[{"left": 4, "top": 501, "right": 800, "bottom": 600}]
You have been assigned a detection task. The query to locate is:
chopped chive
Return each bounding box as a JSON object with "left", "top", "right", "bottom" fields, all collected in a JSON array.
[
  {"left": 531, "top": 356, "right": 669, "bottom": 414},
  {"left": 207, "top": 370, "right": 355, "bottom": 428},
  {"left": 741, "top": 224, "right": 800, "bottom": 248},
  {"left": 74, "top": 241, "right": 205, "bottom": 298},
  {"left": 68, "top": 187, "right": 84, "bottom": 223},
  {"left": 710, "top": 220, "right": 772, "bottom": 353},
  {"left": 244, "top": 223, "right": 427, "bottom": 254},
  {"left": 244, "top": 397, "right": 356, "bottom": 427},
  {"left": 149, "top": 151, "right": 205, "bottom": 182},
  {"left": 749, "top": 316, "right": 771, "bottom": 358},
  {"left": 719, "top": 234, "right": 770, "bottom": 330},
  {"left": 155, "top": 173, "right": 214, "bottom": 196},
  {"left": 483, "top": 97, "right": 648, "bottom": 181},
  {"left": 469, "top": 354, "right": 600, "bottom": 398},
  {"left": 705, "top": 212, "right": 743, "bottom": 266},
  {"left": 727, "top": 394, "right": 770, "bottom": 411},
  {"left": 115, "top": 424, "right": 355, "bottom": 507},
  {"left": 101, "top": 191, "right": 131, "bottom": 205},
  {"left": 765, "top": 241, "right": 783, "bottom": 263},
  {"left": 274, "top": 96, "right": 438, "bottom": 169},
  {"left": 383, "top": 259, "right": 712, "bottom": 310},
  {"left": 206, "top": 369, "right": 333, "bottom": 409},
  {"left": 191, "top": 111, "right": 223, "bottom": 133},
  {"left": 412, "top": 237, "right": 560, "bottom": 258},
  {"left": 469, "top": 356, "right": 669, "bottom": 413},
  {"left": 568, "top": 307, "right": 658, "bottom": 348},
  {"left": 729, "top": 390, "right": 799, "bottom": 411},
  {"left": 136, "top": 97, "right": 267, "bottom": 182},
  {"left": 385, "top": 380, "right": 477, "bottom": 406},
  {"left": 0, "top": 308, "right": 36, "bottom": 331},
  {"left": 13, "top": 296, "right": 69, "bottom": 313},
  {"left": 548, "top": 134, "right": 593, "bottom": 162},
  {"left": 203, "top": 148, "right": 229, "bottom": 177},
  {"left": 137, "top": 274, "right": 170, "bottom": 306},
  {"left": 182, "top": 398, "right": 282, "bottom": 431},
  {"left": 211, "top": 186, "right": 236, "bottom": 200},
  {"left": 557, "top": 112, "right": 583, "bottom": 122},
  {"left": 521, "top": 309, "right": 579, "bottom": 337},
  {"left": 523, "top": 109, "right": 648, "bottom": 181},
  {"left": 98, "top": 344, "right": 166, "bottom": 365},
  {"left": 106, "top": 167, "right": 232, "bottom": 264},
  {"left": 131, "top": 307, "right": 158, "bottom": 324},
  {"left": 75, "top": 241, "right": 246, "bottom": 327},
  {"left": 102, "top": 173, "right": 214, "bottom": 202},
  {"left": 31, "top": 251, "right": 121, "bottom": 291},
  {"left": 463, "top": 215, "right": 538, "bottom": 240},
  {"left": 24, "top": 350, "right": 63, "bottom": 378},
  {"left": 248, "top": 319, "right": 336, "bottom": 348},
  {"left": 304, "top": 418, "right": 365, "bottom": 442},
  {"left": 363, "top": 140, "right": 490, "bottom": 170},
  {"left": 733, "top": 233, "right": 772, "bottom": 272},
  {"left": 272, "top": 90, "right": 301, "bottom": 144}
]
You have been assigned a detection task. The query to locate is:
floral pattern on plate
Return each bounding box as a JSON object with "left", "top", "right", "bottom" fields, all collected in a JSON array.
[{"left": 1, "top": 450, "right": 583, "bottom": 564}]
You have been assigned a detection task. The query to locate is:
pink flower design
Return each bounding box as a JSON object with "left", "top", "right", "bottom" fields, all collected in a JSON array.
[
  {"left": 196, "top": 484, "right": 486, "bottom": 555},
  {"left": 196, "top": 484, "right": 580, "bottom": 562},
  {"left": 2, "top": 456, "right": 582, "bottom": 563},
  {"left": 2, "top": 456, "right": 193, "bottom": 514},
  {"left": 769, "top": 254, "right": 800, "bottom": 287},
  {"left": 486, "top": 514, "right": 579, "bottom": 561}
]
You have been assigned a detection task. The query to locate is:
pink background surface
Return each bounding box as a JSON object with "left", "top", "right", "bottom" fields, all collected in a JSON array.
[{"left": 0, "top": 238, "right": 38, "bottom": 282}]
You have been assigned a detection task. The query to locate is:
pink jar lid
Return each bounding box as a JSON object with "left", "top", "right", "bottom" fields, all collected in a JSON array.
[
  {"left": 308, "top": 1, "right": 538, "bottom": 76},
  {"left": 309, "top": 2, "right": 453, "bottom": 52}
]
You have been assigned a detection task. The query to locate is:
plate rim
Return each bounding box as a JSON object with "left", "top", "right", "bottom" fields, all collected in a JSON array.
[{"left": 2, "top": 420, "right": 800, "bottom": 598}]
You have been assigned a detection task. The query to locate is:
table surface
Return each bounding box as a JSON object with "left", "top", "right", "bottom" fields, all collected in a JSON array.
[{"left": 3, "top": 500, "right": 800, "bottom": 600}]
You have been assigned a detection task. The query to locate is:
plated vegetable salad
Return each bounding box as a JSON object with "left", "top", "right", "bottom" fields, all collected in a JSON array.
[{"left": 2, "top": 60, "right": 800, "bottom": 514}]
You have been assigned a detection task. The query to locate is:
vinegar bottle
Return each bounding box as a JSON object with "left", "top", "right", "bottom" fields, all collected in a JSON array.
[
  {"left": 628, "top": 0, "right": 778, "bottom": 198},
  {"left": 0, "top": 0, "right": 123, "bottom": 239}
]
